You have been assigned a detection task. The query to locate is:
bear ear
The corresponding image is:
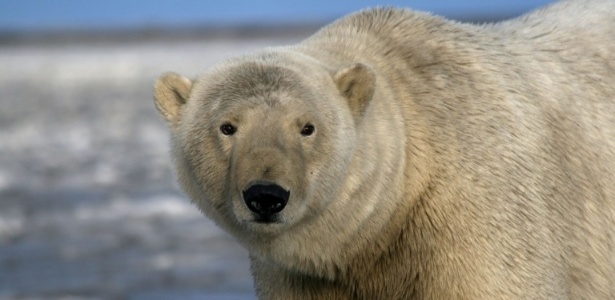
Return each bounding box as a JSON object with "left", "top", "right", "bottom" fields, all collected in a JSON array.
[
  {"left": 332, "top": 63, "right": 376, "bottom": 121},
  {"left": 153, "top": 72, "right": 193, "bottom": 125}
]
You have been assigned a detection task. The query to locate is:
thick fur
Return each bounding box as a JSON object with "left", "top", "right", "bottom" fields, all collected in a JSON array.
[{"left": 154, "top": 0, "right": 615, "bottom": 298}]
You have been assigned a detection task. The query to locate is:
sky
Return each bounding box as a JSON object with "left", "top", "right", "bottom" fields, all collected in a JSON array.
[{"left": 0, "top": 0, "right": 556, "bottom": 32}]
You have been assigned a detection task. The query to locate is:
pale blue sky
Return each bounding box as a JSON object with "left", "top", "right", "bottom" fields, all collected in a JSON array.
[{"left": 0, "top": 0, "right": 556, "bottom": 32}]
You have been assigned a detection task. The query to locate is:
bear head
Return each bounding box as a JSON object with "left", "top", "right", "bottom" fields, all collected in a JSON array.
[{"left": 154, "top": 49, "right": 376, "bottom": 248}]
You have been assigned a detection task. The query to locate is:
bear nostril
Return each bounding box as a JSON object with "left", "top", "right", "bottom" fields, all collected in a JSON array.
[{"left": 242, "top": 183, "right": 290, "bottom": 216}]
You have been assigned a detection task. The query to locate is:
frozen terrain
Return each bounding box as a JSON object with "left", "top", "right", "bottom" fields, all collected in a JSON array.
[{"left": 0, "top": 30, "right": 308, "bottom": 299}]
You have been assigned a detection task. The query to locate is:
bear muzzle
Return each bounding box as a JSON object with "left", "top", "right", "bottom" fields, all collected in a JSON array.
[{"left": 242, "top": 182, "right": 290, "bottom": 220}]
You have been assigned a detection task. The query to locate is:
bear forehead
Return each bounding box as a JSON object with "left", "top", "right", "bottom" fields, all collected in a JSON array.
[{"left": 206, "top": 62, "right": 309, "bottom": 102}]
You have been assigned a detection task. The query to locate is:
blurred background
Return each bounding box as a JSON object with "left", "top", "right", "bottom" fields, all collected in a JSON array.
[{"left": 0, "top": 1, "right": 554, "bottom": 299}]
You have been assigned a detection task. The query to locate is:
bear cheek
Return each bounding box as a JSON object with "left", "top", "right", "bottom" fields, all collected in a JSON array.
[
  {"left": 289, "top": 152, "right": 335, "bottom": 216},
  {"left": 177, "top": 136, "right": 231, "bottom": 215},
  {"left": 313, "top": 146, "right": 353, "bottom": 205}
]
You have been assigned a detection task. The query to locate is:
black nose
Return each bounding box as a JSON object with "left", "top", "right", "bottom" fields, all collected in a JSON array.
[{"left": 242, "top": 183, "right": 290, "bottom": 216}]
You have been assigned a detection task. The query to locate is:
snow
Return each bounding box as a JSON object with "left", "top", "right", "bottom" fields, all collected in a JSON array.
[{"left": 0, "top": 32, "right": 303, "bottom": 299}]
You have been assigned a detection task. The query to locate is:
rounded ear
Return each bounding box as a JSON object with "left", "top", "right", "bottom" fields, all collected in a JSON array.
[
  {"left": 153, "top": 72, "right": 193, "bottom": 125},
  {"left": 332, "top": 63, "right": 376, "bottom": 122}
]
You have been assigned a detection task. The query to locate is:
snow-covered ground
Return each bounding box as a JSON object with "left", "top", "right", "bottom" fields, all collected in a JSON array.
[{"left": 0, "top": 32, "right": 306, "bottom": 299}]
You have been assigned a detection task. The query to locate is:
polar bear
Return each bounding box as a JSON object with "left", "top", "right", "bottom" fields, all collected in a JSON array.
[{"left": 153, "top": 0, "right": 615, "bottom": 298}]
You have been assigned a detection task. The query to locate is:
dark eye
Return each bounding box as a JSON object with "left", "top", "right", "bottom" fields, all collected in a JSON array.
[
  {"left": 301, "top": 123, "right": 315, "bottom": 136},
  {"left": 220, "top": 123, "right": 237, "bottom": 136}
]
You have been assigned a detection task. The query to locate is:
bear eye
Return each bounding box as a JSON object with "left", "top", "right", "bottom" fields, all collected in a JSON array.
[
  {"left": 301, "top": 123, "right": 315, "bottom": 136},
  {"left": 220, "top": 123, "right": 237, "bottom": 136}
]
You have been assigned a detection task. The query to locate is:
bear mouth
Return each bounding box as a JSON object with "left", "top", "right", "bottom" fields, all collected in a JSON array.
[{"left": 253, "top": 215, "right": 281, "bottom": 224}]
